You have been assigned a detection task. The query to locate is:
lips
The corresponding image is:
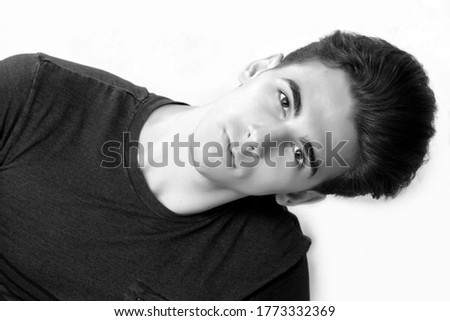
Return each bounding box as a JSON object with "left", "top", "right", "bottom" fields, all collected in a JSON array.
[{"left": 225, "top": 130, "right": 235, "bottom": 168}]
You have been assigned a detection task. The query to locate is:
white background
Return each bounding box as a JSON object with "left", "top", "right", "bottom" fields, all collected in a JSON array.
[{"left": 1, "top": 0, "right": 449, "bottom": 300}]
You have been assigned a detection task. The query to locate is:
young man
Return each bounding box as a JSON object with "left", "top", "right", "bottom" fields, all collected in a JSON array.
[{"left": 0, "top": 31, "right": 436, "bottom": 300}]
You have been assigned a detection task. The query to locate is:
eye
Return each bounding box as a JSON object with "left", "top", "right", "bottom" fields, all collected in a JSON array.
[
  {"left": 293, "top": 145, "right": 304, "bottom": 165},
  {"left": 279, "top": 91, "right": 290, "bottom": 116}
]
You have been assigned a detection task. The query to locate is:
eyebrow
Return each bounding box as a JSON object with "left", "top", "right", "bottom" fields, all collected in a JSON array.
[
  {"left": 282, "top": 78, "right": 302, "bottom": 117},
  {"left": 300, "top": 139, "right": 319, "bottom": 178}
]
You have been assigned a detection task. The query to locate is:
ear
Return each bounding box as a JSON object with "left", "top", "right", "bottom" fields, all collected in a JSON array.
[
  {"left": 275, "top": 190, "right": 326, "bottom": 207},
  {"left": 238, "top": 53, "right": 284, "bottom": 84}
]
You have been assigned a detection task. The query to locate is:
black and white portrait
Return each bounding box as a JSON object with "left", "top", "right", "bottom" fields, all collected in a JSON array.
[{"left": 1, "top": 0, "right": 449, "bottom": 309}]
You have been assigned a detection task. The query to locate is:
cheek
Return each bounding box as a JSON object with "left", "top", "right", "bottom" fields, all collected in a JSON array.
[
  {"left": 250, "top": 163, "right": 294, "bottom": 192},
  {"left": 265, "top": 146, "right": 295, "bottom": 170}
]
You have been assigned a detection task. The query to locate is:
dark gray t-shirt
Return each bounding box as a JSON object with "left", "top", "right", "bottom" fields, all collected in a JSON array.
[{"left": 0, "top": 53, "right": 311, "bottom": 300}]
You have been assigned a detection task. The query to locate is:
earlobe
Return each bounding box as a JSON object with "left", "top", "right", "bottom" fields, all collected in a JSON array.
[
  {"left": 275, "top": 190, "right": 326, "bottom": 207},
  {"left": 238, "top": 53, "right": 284, "bottom": 84}
]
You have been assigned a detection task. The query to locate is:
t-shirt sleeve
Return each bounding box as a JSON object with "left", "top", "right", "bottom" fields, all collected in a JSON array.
[{"left": 0, "top": 53, "right": 40, "bottom": 165}]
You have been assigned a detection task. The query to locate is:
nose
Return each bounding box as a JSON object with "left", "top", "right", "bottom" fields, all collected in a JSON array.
[{"left": 243, "top": 123, "right": 288, "bottom": 158}]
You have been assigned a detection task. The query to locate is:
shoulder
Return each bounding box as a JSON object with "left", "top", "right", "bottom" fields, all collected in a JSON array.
[
  {"left": 1, "top": 52, "right": 150, "bottom": 102},
  {"left": 0, "top": 53, "right": 41, "bottom": 67},
  {"left": 0, "top": 53, "right": 42, "bottom": 123},
  {"left": 240, "top": 195, "right": 310, "bottom": 249},
  {"left": 35, "top": 53, "right": 149, "bottom": 101},
  {"left": 249, "top": 195, "right": 302, "bottom": 227},
  {"left": 0, "top": 53, "right": 41, "bottom": 90}
]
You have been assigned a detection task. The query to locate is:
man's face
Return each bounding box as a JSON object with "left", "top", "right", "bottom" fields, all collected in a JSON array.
[{"left": 191, "top": 60, "right": 358, "bottom": 197}]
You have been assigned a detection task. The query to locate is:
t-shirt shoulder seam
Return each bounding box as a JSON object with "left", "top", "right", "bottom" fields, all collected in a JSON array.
[
  {"left": 35, "top": 52, "right": 148, "bottom": 103},
  {"left": 20, "top": 54, "right": 43, "bottom": 121}
]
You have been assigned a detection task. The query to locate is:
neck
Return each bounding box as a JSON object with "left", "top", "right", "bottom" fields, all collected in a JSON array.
[{"left": 138, "top": 103, "right": 244, "bottom": 215}]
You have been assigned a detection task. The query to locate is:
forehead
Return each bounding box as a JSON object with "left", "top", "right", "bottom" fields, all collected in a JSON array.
[{"left": 273, "top": 61, "right": 358, "bottom": 176}]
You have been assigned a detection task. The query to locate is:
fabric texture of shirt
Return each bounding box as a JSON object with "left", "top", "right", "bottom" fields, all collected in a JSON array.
[{"left": 0, "top": 53, "right": 311, "bottom": 300}]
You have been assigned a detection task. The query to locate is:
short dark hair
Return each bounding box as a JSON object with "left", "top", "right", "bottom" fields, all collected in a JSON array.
[{"left": 278, "top": 31, "right": 437, "bottom": 199}]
